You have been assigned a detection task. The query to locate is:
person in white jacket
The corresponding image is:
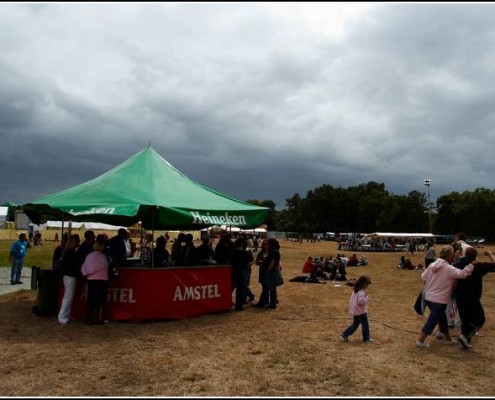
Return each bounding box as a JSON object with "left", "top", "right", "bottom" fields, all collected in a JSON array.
[{"left": 415, "top": 245, "right": 475, "bottom": 348}]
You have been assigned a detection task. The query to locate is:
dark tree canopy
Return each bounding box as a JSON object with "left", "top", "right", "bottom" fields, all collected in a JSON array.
[{"left": 247, "top": 183, "right": 495, "bottom": 240}]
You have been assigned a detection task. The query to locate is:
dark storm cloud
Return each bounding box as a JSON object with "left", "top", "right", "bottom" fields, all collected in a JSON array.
[{"left": 1, "top": 3, "right": 495, "bottom": 210}]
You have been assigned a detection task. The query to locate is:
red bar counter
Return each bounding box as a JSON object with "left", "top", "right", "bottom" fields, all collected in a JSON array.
[{"left": 67, "top": 265, "right": 232, "bottom": 321}]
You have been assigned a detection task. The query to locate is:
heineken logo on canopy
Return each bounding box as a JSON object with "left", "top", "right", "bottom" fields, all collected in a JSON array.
[
  {"left": 190, "top": 211, "right": 247, "bottom": 226},
  {"left": 69, "top": 207, "right": 116, "bottom": 216}
]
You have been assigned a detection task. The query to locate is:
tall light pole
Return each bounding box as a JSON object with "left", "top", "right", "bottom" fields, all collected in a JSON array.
[{"left": 423, "top": 178, "right": 432, "bottom": 233}]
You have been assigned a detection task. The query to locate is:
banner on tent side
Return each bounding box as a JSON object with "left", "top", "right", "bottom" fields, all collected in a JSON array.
[{"left": 65, "top": 265, "right": 232, "bottom": 321}]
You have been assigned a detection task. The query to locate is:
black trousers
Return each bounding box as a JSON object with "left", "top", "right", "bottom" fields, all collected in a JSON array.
[
  {"left": 456, "top": 296, "right": 485, "bottom": 340},
  {"left": 86, "top": 280, "right": 109, "bottom": 323}
]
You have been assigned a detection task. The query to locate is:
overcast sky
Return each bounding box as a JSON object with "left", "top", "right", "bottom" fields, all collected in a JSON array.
[{"left": 2, "top": 2, "right": 495, "bottom": 210}]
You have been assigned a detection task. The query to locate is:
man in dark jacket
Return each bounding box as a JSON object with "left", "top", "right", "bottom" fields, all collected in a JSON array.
[
  {"left": 214, "top": 232, "right": 233, "bottom": 265},
  {"left": 455, "top": 247, "right": 495, "bottom": 348},
  {"left": 107, "top": 228, "right": 129, "bottom": 266},
  {"left": 76, "top": 230, "right": 96, "bottom": 267},
  {"left": 231, "top": 237, "right": 252, "bottom": 311}
]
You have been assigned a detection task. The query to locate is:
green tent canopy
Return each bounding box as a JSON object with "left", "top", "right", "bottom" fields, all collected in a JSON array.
[{"left": 23, "top": 145, "right": 269, "bottom": 230}]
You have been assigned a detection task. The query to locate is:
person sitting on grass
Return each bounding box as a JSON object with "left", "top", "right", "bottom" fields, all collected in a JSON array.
[
  {"left": 403, "top": 258, "right": 416, "bottom": 270},
  {"left": 347, "top": 253, "right": 359, "bottom": 266},
  {"left": 358, "top": 256, "right": 369, "bottom": 266},
  {"left": 330, "top": 258, "right": 347, "bottom": 281},
  {"left": 302, "top": 256, "right": 315, "bottom": 274}
]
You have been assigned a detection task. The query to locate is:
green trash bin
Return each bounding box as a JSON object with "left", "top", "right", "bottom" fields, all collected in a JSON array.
[{"left": 33, "top": 269, "right": 60, "bottom": 316}]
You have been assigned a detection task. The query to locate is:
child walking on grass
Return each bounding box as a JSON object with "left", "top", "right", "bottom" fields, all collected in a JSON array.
[{"left": 341, "top": 275, "right": 374, "bottom": 343}]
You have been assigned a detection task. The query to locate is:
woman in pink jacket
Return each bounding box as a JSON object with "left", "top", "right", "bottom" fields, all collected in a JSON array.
[
  {"left": 415, "top": 245, "right": 474, "bottom": 348},
  {"left": 81, "top": 235, "right": 109, "bottom": 324},
  {"left": 341, "top": 275, "right": 373, "bottom": 343}
]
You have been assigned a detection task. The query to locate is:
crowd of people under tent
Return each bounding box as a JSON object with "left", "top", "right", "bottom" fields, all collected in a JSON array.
[{"left": 9, "top": 227, "right": 279, "bottom": 324}]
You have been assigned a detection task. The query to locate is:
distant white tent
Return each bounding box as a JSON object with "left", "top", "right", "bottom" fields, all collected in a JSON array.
[
  {"left": 241, "top": 227, "right": 267, "bottom": 234},
  {"left": 201, "top": 225, "right": 267, "bottom": 234},
  {"left": 80, "top": 222, "right": 126, "bottom": 231},
  {"left": 42, "top": 221, "right": 83, "bottom": 229},
  {"left": 41, "top": 221, "right": 124, "bottom": 230},
  {"left": 0, "top": 206, "right": 8, "bottom": 228},
  {"left": 219, "top": 225, "right": 266, "bottom": 234},
  {"left": 365, "top": 232, "right": 435, "bottom": 239},
  {"left": 219, "top": 225, "right": 241, "bottom": 232}
]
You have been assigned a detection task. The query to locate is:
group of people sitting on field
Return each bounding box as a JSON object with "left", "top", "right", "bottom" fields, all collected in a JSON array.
[{"left": 300, "top": 253, "right": 368, "bottom": 283}]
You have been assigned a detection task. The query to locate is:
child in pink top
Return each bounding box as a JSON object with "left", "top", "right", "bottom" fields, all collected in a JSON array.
[{"left": 341, "top": 275, "right": 373, "bottom": 343}]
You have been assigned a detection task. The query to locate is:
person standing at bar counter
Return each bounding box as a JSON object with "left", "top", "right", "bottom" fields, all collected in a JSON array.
[
  {"left": 82, "top": 234, "right": 109, "bottom": 324},
  {"left": 196, "top": 237, "right": 215, "bottom": 263},
  {"left": 153, "top": 235, "right": 170, "bottom": 267},
  {"left": 170, "top": 233, "right": 186, "bottom": 266},
  {"left": 215, "top": 232, "right": 233, "bottom": 265},
  {"left": 179, "top": 233, "right": 198, "bottom": 266},
  {"left": 107, "top": 228, "right": 130, "bottom": 266},
  {"left": 58, "top": 234, "right": 81, "bottom": 325},
  {"left": 52, "top": 232, "right": 68, "bottom": 266},
  {"left": 76, "top": 230, "right": 96, "bottom": 268},
  {"left": 231, "top": 237, "right": 252, "bottom": 311}
]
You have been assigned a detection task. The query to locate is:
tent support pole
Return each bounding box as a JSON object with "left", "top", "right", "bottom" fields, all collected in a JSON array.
[
  {"left": 151, "top": 206, "right": 156, "bottom": 269},
  {"left": 139, "top": 219, "right": 143, "bottom": 262}
]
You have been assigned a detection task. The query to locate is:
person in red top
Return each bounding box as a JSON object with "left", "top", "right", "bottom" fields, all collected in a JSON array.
[{"left": 302, "top": 256, "right": 315, "bottom": 274}]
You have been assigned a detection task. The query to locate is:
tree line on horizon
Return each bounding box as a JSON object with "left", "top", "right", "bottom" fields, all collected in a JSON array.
[{"left": 247, "top": 181, "right": 495, "bottom": 241}]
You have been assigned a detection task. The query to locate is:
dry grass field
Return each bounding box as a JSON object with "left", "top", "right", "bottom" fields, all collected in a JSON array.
[{"left": 1, "top": 239, "right": 495, "bottom": 397}]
